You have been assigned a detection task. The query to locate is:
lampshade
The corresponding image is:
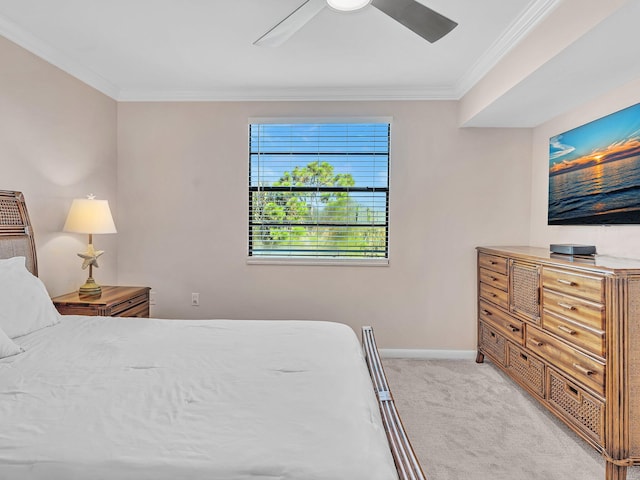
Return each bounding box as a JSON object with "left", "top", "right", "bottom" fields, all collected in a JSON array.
[
  {"left": 327, "top": 0, "right": 371, "bottom": 11},
  {"left": 63, "top": 198, "right": 117, "bottom": 234}
]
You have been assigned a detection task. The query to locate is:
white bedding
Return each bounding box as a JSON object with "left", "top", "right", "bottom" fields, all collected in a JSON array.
[{"left": 0, "top": 317, "right": 397, "bottom": 480}]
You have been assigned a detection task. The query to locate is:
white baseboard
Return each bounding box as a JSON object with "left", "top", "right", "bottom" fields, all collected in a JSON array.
[{"left": 380, "top": 349, "right": 477, "bottom": 360}]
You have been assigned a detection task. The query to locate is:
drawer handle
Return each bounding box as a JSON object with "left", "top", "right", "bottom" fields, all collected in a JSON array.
[
  {"left": 529, "top": 338, "right": 544, "bottom": 347},
  {"left": 490, "top": 293, "right": 497, "bottom": 298},
  {"left": 573, "top": 363, "right": 594, "bottom": 376},
  {"left": 564, "top": 384, "right": 581, "bottom": 400},
  {"left": 490, "top": 261, "right": 498, "bottom": 265},
  {"left": 558, "top": 302, "right": 576, "bottom": 311},
  {"left": 557, "top": 278, "right": 576, "bottom": 286},
  {"left": 491, "top": 276, "right": 499, "bottom": 282},
  {"left": 557, "top": 325, "right": 577, "bottom": 335},
  {"left": 481, "top": 309, "right": 492, "bottom": 316},
  {"left": 507, "top": 324, "right": 520, "bottom": 333}
]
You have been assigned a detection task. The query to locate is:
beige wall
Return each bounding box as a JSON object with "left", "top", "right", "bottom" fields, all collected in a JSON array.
[
  {"left": 10, "top": 24, "right": 640, "bottom": 350},
  {"left": 0, "top": 32, "right": 534, "bottom": 351},
  {"left": 529, "top": 77, "right": 640, "bottom": 258},
  {"left": 117, "top": 101, "right": 532, "bottom": 349},
  {"left": 0, "top": 36, "right": 118, "bottom": 296}
]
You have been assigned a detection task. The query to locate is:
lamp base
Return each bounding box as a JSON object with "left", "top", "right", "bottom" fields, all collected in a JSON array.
[{"left": 78, "top": 276, "right": 102, "bottom": 297}]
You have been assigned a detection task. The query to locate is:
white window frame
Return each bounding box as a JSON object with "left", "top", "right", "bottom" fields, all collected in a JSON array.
[{"left": 247, "top": 117, "right": 391, "bottom": 266}]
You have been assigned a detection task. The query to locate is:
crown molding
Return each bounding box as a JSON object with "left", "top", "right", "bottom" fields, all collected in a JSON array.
[
  {"left": 0, "top": 14, "right": 120, "bottom": 99},
  {"left": 116, "top": 86, "right": 459, "bottom": 102},
  {"left": 0, "top": 0, "right": 559, "bottom": 103},
  {"left": 454, "top": 0, "right": 561, "bottom": 98}
]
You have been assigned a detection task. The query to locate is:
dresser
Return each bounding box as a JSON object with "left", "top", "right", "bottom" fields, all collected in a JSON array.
[
  {"left": 52, "top": 286, "right": 150, "bottom": 317},
  {"left": 477, "top": 246, "right": 640, "bottom": 480}
]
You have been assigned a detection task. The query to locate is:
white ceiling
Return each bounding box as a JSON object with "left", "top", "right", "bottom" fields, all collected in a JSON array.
[
  {"left": 0, "top": 0, "right": 638, "bottom": 127},
  {"left": 465, "top": 0, "right": 640, "bottom": 127}
]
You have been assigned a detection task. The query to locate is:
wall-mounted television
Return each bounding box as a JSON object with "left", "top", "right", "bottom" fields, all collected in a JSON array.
[{"left": 548, "top": 102, "right": 640, "bottom": 225}]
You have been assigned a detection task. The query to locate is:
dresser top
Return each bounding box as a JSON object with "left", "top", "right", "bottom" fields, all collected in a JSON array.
[{"left": 478, "top": 246, "right": 640, "bottom": 273}]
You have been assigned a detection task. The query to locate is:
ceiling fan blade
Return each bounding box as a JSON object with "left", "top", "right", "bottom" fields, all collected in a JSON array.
[
  {"left": 254, "top": 0, "right": 327, "bottom": 47},
  {"left": 371, "top": 0, "right": 457, "bottom": 43}
]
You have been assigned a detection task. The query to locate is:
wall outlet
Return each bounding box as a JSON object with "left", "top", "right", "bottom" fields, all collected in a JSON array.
[
  {"left": 149, "top": 290, "right": 157, "bottom": 306},
  {"left": 191, "top": 292, "right": 200, "bottom": 306}
]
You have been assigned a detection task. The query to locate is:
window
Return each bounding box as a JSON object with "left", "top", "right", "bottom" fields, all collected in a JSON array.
[{"left": 249, "top": 121, "right": 390, "bottom": 262}]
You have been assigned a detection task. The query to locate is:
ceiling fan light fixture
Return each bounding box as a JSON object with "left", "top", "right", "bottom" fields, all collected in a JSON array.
[{"left": 327, "top": 0, "right": 371, "bottom": 12}]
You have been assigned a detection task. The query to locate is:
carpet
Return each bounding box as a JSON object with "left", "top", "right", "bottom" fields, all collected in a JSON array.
[{"left": 382, "top": 358, "right": 640, "bottom": 480}]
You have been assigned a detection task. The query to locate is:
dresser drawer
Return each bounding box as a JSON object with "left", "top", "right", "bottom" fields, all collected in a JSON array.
[
  {"left": 479, "top": 282, "right": 509, "bottom": 310},
  {"left": 479, "top": 300, "right": 524, "bottom": 345},
  {"left": 110, "top": 292, "right": 149, "bottom": 316},
  {"left": 526, "top": 328, "right": 605, "bottom": 396},
  {"left": 542, "top": 310, "right": 605, "bottom": 359},
  {"left": 478, "top": 253, "right": 508, "bottom": 275},
  {"left": 542, "top": 267, "right": 604, "bottom": 303},
  {"left": 479, "top": 321, "right": 506, "bottom": 366},
  {"left": 542, "top": 288, "right": 604, "bottom": 331},
  {"left": 506, "top": 343, "right": 544, "bottom": 398},
  {"left": 547, "top": 368, "right": 604, "bottom": 445},
  {"left": 479, "top": 267, "right": 508, "bottom": 291}
]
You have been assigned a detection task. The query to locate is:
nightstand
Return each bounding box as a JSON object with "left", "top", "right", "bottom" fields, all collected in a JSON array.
[{"left": 52, "top": 286, "right": 151, "bottom": 317}]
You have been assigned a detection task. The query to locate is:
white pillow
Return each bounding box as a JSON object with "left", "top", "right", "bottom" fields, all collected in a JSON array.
[
  {"left": 0, "top": 326, "right": 23, "bottom": 359},
  {"left": 0, "top": 256, "right": 60, "bottom": 338}
]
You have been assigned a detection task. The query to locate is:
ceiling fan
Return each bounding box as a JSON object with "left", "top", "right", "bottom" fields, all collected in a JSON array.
[{"left": 254, "top": 0, "right": 458, "bottom": 47}]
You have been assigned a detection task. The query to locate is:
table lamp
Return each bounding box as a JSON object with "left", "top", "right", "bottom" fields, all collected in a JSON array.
[{"left": 63, "top": 195, "right": 117, "bottom": 297}]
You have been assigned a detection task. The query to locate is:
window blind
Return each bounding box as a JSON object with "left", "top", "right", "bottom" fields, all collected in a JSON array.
[{"left": 249, "top": 122, "right": 390, "bottom": 259}]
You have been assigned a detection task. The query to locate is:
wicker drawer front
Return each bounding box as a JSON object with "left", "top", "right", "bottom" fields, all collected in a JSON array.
[
  {"left": 479, "top": 321, "right": 506, "bottom": 366},
  {"left": 547, "top": 368, "right": 604, "bottom": 445},
  {"left": 526, "top": 328, "right": 605, "bottom": 396},
  {"left": 510, "top": 262, "right": 541, "bottom": 323},
  {"left": 479, "top": 268, "right": 508, "bottom": 291},
  {"left": 542, "top": 310, "right": 605, "bottom": 359},
  {"left": 480, "top": 282, "right": 509, "bottom": 310},
  {"left": 479, "top": 300, "right": 524, "bottom": 345},
  {"left": 542, "top": 267, "right": 604, "bottom": 304},
  {"left": 478, "top": 253, "right": 508, "bottom": 275},
  {"left": 110, "top": 293, "right": 149, "bottom": 316},
  {"left": 542, "top": 289, "right": 604, "bottom": 331},
  {"left": 507, "top": 343, "right": 545, "bottom": 398}
]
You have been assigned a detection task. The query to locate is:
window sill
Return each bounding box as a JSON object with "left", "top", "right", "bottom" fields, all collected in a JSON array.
[{"left": 246, "top": 257, "right": 389, "bottom": 267}]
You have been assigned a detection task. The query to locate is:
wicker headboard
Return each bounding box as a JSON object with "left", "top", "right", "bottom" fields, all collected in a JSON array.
[{"left": 0, "top": 190, "right": 38, "bottom": 276}]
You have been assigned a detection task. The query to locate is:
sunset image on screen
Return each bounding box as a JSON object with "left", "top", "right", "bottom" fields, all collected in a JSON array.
[{"left": 548, "top": 102, "right": 640, "bottom": 225}]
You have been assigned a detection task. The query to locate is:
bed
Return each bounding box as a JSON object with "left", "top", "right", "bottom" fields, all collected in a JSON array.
[{"left": 0, "top": 190, "right": 425, "bottom": 480}]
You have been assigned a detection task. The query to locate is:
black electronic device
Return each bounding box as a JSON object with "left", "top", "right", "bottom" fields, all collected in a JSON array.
[{"left": 549, "top": 244, "right": 597, "bottom": 255}]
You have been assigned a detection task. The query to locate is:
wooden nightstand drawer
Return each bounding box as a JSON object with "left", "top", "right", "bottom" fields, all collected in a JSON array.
[
  {"left": 52, "top": 286, "right": 150, "bottom": 318},
  {"left": 116, "top": 301, "right": 149, "bottom": 318},
  {"left": 110, "top": 292, "right": 149, "bottom": 317}
]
